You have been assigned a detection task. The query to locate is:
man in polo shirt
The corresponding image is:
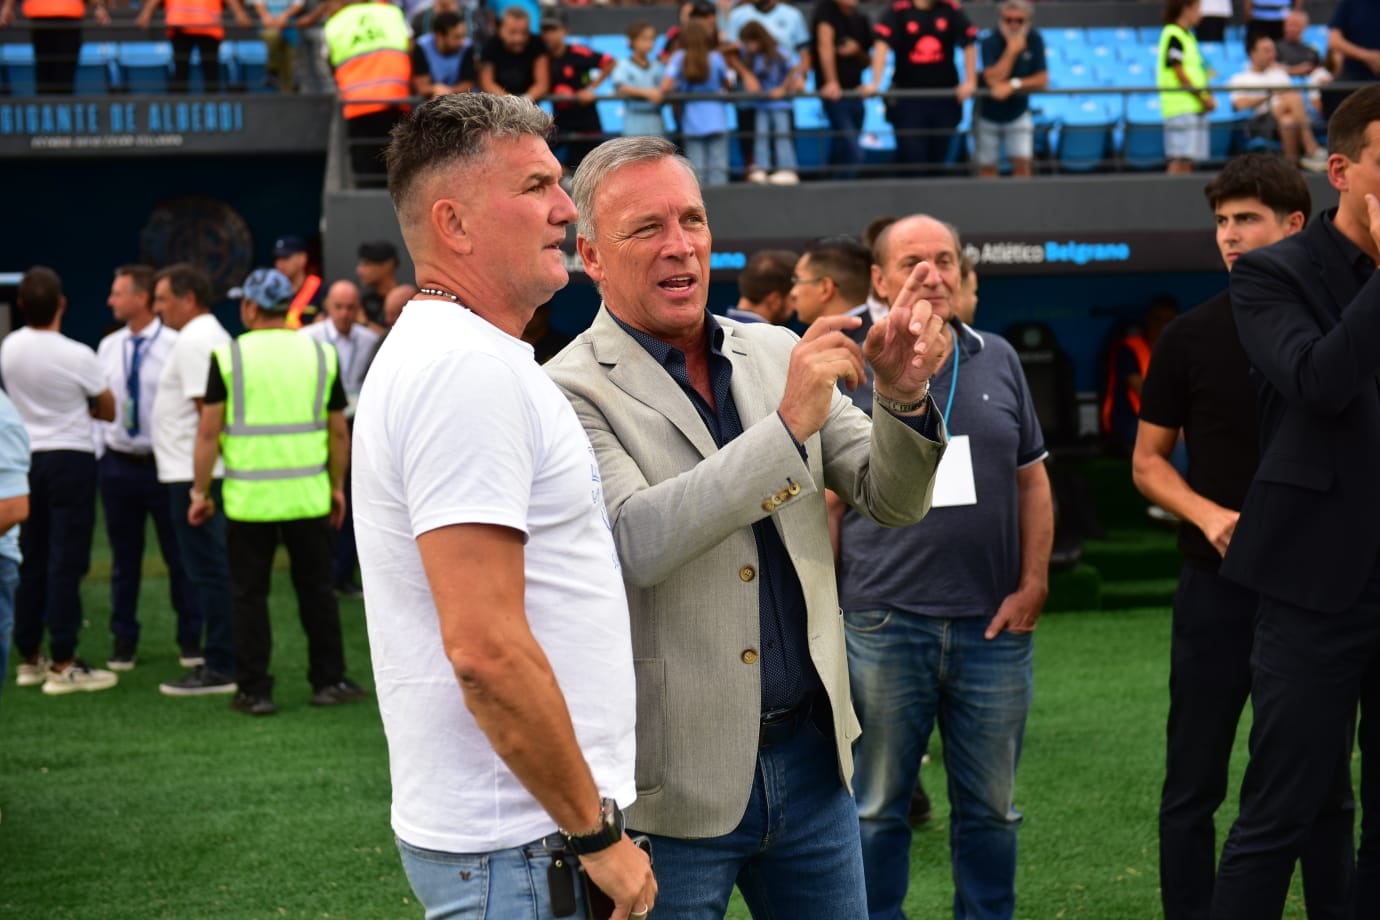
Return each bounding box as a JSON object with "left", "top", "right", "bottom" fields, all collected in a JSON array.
[
  {"left": 96, "top": 264, "right": 196, "bottom": 673},
  {"left": 840, "top": 214, "right": 1052, "bottom": 920},
  {"left": 976, "top": 0, "right": 1048, "bottom": 179}
]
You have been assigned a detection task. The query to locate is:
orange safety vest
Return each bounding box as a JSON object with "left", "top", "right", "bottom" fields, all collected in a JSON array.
[
  {"left": 286, "top": 274, "right": 322, "bottom": 330},
  {"left": 21, "top": 0, "right": 84, "bottom": 18},
  {"left": 1101, "top": 334, "right": 1152, "bottom": 432},
  {"left": 325, "top": 2, "right": 411, "bottom": 120},
  {"left": 166, "top": 0, "right": 224, "bottom": 40},
  {"left": 335, "top": 49, "right": 411, "bottom": 120}
]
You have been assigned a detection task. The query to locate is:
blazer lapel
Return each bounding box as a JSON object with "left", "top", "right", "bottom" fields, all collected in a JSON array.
[
  {"left": 591, "top": 305, "right": 719, "bottom": 460},
  {"left": 1307, "top": 218, "right": 1357, "bottom": 324}
]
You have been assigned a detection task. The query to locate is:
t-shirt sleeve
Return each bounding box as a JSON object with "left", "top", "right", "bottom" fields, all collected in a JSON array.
[
  {"left": 789, "top": 10, "right": 810, "bottom": 50},
  {"left": 980, "top": 34, "right": 1001, "bottom": 69},
  {"left": 666, "top": 50, "right": 683, "bottom": 82},
  {"left": 327, "top": 372, "right": 348, "bottom": 412},
  {"left": 1165, "top": 35, "right": 1185, "bottom": 67},
  {"left": 874, "top": 8, "right": 896, "bottom": 45},
  {"left": 0, "top": 415, "right": 30, "bottom": 501},
  {"left": 178, "top": 339, "right": 217, "bottom": 401},
  {"left": 460, "top": 46, "right": 477, "bottom": 82},
  {"left": 396, "top": 352, "right": 539, "bottom": 540},
  {"left": 954, "top": 5, "right": 977, "bottom": 48},
  {"left": 1030, "top": 32, "right": 1046, "bottom": 73},
  {"left": 204, "top": 354, "right": 228, "bottom": 406},
  {"left": 1138, "top": 319, "right": 1189, "bottom": 430},
  {"left": 410, "top": 45, "right": 431, "bottom": 79},
  {"left": 76, "top": 347, "right": 107, "bottom": 397}
]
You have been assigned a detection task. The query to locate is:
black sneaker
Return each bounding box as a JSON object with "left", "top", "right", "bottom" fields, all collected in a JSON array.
[
  {"left": 160, "top": 666, "right": 236, "bottom": 697},
  {"left": 310, "top": 678, "right": 368, "bottom": 707},
  {"left": 229, "top": 691, "right": 278, "bottom": 716},
  {"left": 178, "top": 642, "right": 205, "bottom": 669},
  {"left": 107, "top": 638, "right": 137, "bottom": 672}
]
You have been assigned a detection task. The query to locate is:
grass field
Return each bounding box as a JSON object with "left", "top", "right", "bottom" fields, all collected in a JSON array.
[{"left": 0, "top": 546, "right": 1332, "bottom": 919}]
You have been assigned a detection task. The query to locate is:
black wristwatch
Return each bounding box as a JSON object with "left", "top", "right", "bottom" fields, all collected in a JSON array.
[{"left": 560, "top": 797, "right": 624, "bottom": 856}]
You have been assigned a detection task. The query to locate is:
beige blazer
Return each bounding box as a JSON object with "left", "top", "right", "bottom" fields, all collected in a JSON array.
[{"left": 545, "top": 307, "right": 945, "bottom": 838}]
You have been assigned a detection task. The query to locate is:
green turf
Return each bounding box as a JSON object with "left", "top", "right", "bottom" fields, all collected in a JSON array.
[{"left": 0, "top": 554, "right": 1342, "bottom": 918}]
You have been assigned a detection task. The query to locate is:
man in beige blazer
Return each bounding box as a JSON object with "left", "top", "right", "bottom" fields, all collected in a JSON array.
[{"left": 545, "top": 136, "right": 948, "bottom": 919}]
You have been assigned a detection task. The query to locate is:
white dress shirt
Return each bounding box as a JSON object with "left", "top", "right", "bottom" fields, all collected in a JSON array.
[
  {"left": 300, "top": 320, "right": 381, "bottom": 405},
  {"left": 96, "top": 317, "right": 178, "bottom": 455}
]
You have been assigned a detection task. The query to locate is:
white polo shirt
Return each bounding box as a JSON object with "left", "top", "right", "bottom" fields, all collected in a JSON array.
[
  {"left": 0, "top": 327, "right": 107, "bottom": 453},
  {"left": 151, "top": 312, "right": 231, "bottom": 483},
  {"left": 97, "top": 317, "right": 179, "bottom": 456}
]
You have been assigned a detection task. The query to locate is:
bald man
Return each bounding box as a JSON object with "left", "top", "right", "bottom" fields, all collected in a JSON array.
[{"left": 301, "top": 280, "right": 379, "bottom": 596}]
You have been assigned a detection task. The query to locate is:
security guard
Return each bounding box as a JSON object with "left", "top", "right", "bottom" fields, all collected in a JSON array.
[
  {"left": 324, "top": 0, "right": 411, "bottom": 187},
  {"left": 0, "top": 0, "right": 109, "bottom": 94},
  {"left": 188, "top": 268, "right": 365, "bottom": 715}
]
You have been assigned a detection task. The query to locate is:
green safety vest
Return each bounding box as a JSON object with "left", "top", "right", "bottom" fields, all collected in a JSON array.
[
  {"left": 214, "top": 330, "right": 337, "bottom": 523},
  {"left": 1157, "top": 23, "right": 1208, "bottom": 120}
]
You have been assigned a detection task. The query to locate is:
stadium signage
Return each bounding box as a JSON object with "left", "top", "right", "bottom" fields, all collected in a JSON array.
[{"left": 0, "top": 95, "right": 332, "bottom": 156}]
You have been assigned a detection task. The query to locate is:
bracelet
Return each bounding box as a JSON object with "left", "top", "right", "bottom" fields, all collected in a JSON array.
[
  {"left": 874, "top": 382, "right": 929, "bottom": 415},
  {"left": 189, "top": 488, "right": 208, "bottom": 502}
]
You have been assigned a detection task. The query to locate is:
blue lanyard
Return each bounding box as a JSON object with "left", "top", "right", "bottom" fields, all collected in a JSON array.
[
  {"left": 940, "top": 324, "right": 960, "bottom": 428},
  {"left": 124, "top": 322, "right": 162, "bottom": 382}
]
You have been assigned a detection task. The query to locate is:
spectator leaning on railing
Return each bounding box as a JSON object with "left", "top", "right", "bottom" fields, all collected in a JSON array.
[
  {"left": 136, "top": 0, "right": 252, "bottom": 93},
  {"left": 0, "top": 0, "right": 108, "bottom": 94},
  {"left": 976, "top": 0, "right": 1046, "bottom": 179},
  {"left": 477, "top": 5, "right": 548, "bottom": 101},
  {"left": 810, "top": 0, "right": 871, "bottom": 179},
  {"left": 611, "top": 20, "right": 666, "bottom": 138},
  {"left": 411, "top": 9, "right": 476, "bottom": 98},
  {"left": 541, "top": 10, "right": 615, "bottom": 172},
  {"left": 253, "top": 0, "right": 302, "bottom": 92}
]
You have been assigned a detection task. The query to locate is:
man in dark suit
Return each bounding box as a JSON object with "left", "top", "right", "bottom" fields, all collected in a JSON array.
[{"left": 1211, "top": 85, "right": 1380, "bottom": 919}]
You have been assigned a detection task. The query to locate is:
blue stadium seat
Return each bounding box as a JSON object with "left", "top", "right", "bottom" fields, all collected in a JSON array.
[
  {"left": 1123, "top": 94, "right": 1166, "bottom": 170},
  {"left": 1119, "top": 42, "right": 1157, "bottom": 65},
  {"left": 1137, "top": 26, "right": 1163, "bottom": 45},
  {"left": 860, "top": 96, "right": 895, "bottom": 164},
  {"left": 1049, "top": 61, "right": 1097, "bottom": 90},
  {"left": 76, "top": 42, "right": 115, "bottom": 94},
  {"left": 587, "top": 34, "right": 626, "bottom": 60},
  {"left": 117, "top": 41, "right": 172, "bottom": 94},
  {"left": 1087, "top": 27, "right": 1137, "bottom": 46},
  {"left": 595, "top": 98, "right": 623, "bottom": 134},
  {"left": 2, "top": 42, "right": 36, "bottom": 96},
  {"left": 1057, "top": 96, "right": 1114, "bottom": 172},
  {"left": 232, "top": 40, "right": 271, "bottom": 92}
]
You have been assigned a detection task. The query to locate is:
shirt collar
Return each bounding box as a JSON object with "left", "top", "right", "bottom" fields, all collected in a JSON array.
[
  {"left": 1322, "top": 208, "right": 1378, "bottom": 278},
  {"left": 611, "top": 309, "right": 726, "bottom": 366},
  {"left": 131, "top": 318, "right": 162, "bottom": 341}
]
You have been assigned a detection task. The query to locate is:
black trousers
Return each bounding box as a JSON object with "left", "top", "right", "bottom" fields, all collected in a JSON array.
[
  {"left": 170, "top": 30, "right": 221, "bottom": 93},
  {"left": 889, "top": 96, "right": 961, "bottom": 175},
  {"left": 1196, "top": 17, "right": 1229, "bottom": 44},
  {"left": 1161, "top": 564, "right": 1353, "bottom": 920},
  {"left": 1212, "top": 567, "right": 1380, "bottom": 919},
  {"left": 225, "top": 515, "right": 346, "bottom": 698},
  {"left": 32, "top": 19, "right": 81, "bottom": 94}
]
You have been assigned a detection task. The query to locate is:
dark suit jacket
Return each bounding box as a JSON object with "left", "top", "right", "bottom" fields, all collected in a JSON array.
[{"left": 1221, "top": 212, "right": 1380, "bottom": 613}]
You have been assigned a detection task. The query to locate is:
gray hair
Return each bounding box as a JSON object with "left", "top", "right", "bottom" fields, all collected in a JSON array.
[
  {"left": 1002, "top": 0, "right": 1033, "bottom": 18},
  {"left": 572, "top": 136, "right": 699, "bottom": 240},
  {"left": 385, "top": 93, "right": 552, "bottom": 228}
]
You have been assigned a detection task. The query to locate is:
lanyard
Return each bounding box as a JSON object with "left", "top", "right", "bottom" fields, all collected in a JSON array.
[{"left": 940, "top": 324, "right": 960, "bottom": 428}]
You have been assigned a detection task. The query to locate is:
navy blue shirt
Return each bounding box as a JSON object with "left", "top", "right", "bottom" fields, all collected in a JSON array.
[
  {"left": 613, "top": 312, "right": 821, "bottom": 711},
  {"left": 1332, "top": 0, "right": 1380, "bottom": 85},
  {"left": 978, "top": 29, "right": 1046, "bottom": 124}
]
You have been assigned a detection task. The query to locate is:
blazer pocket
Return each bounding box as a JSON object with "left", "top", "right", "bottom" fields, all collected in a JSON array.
[
  {"left": 633, "top": 658, "right": 667, "bottom": 796},
  {"left": 1254, "top": 455, "right": 1333, "bottom": 492}
]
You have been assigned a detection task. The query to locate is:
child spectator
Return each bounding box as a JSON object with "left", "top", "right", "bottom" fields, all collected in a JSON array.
[
  {"left": 663, "top": 20, "right": 734, "bottom": 185},
  {"left": 612, "top": 20, "right": 667, "bottom": 138},
  {"left": 737, "top": 19, "right": 800, "bottom": 184}
]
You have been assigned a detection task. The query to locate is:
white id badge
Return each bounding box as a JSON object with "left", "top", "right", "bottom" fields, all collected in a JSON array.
[
  {"left": 931, "top": 434, "right": 977, "bottom": 507},
  {"left": 122, "top": 398, "right": 138, "bottom": 431}
]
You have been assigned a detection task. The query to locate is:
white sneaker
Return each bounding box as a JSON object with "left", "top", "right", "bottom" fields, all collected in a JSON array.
[
  {"left": 42, "top": 660, "right": 118, "bottom": 695},
  {"left": 15, "top": 655, "right": 52, "bottom": 687},
  {"left": 746, "top": 168, "right": 769, "bottom": 184},
  {"left": 1300, "top": 150, "right": 1329, "bottom": 172},
  {"left": 768, "top": 169, "right": 800, "bottom": 185}
]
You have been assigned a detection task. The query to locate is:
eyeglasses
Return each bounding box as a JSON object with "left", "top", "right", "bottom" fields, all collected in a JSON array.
[
  {"left": 1002, "top": 16, "right": 1027, "bottom": 24},
  {"left": 791, "top": 276, "right": 827, "bottom": 287}
]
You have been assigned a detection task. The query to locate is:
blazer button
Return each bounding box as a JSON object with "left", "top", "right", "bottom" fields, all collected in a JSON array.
[
  {"left": 739, "top": 565, "right": 756, "bottom": 582},
  {"left": 787, "top": 481, "right": 801, "bottom": 496},
  {"left": 761, "top": 499, "right": 775, "bottom": 512},
  {"left": 774, "top": 489, "right": 789, "bottom": 503},
  {"left": 741, "top": 648, "right": 759, "bottom": 665}
]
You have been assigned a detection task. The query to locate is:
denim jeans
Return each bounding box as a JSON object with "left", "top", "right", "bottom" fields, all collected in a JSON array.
[
  {"left": 753, "top": 107, "right": 797, "bottom": 173},
  {"left": 100, "top": 452, "right": 195, "bottom": 648},
  {"left": 846, "top": 609, "right": 1034, "bottom": 920},
  {"left": 13, "top": 450, "right": 97, "bottom": 664},
  {"left": 397, "top": 833, "right": 593, "bottom": 920},
  {"left": 0, "top": 556, "right": 19, "bottom": 702},
  {"left": 822, "top": 96, "right": 865, "bottom": 178},
  {"left": 684, "top": 132, "right": 729, "bottom": 186},
  {"left": 166, "top": 480, "right": 235, "bottom": 676},
  {"left": 636, "top": 708, "right": 868, "bottom": 919}
]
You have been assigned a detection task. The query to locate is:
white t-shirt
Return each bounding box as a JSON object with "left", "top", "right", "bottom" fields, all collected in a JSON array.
[
  {"left": 151, "top": 312, "right": 231, "bottom": 483},
  {"left": 1201, "top": 0, "right": 1233, "bottom": 17},
  {"left": 352, "top": 299, "right": 636, "bottom": 854},
  {"left": 0, "top": 327, "right": 107, "bottom": 453},
  {"left": 97, "top": 318, "right": 179, "bottom": 455},
  {"left": 1228, "top": 65, "right": 1294, "bottom": 117}
]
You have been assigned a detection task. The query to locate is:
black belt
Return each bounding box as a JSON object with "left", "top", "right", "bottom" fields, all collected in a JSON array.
[
  {"left": 106, "top": 449, "right": 156, "bottom": 466},
  {"left": 759, "top": 694, "right": 819, "bottom": 750}
]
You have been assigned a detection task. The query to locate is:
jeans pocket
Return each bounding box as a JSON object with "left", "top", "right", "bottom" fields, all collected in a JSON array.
[
  {"left": 843, "top": 609, "right": 893, "bottom": 634},
  {"left": 396, "top": 839, "right": 489, "bottom": 916},
  {"left": 634, "top": 657, "right": 667, "bottom": 795}
]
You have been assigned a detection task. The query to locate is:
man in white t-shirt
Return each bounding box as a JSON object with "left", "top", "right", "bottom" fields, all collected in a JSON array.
[
  {"left": 1, "top": 266, "right": 118, "bottom": 695},
  {"left": 148, "top": 263, "right": 237, "bottom": 697},
  {"left": 95, "top": 264, "right": 196, "bottom": 674},
  {"left": 1229, "top": 33, "right": 1328, "bottom": 170},
  {"left": 352, "top": 92, "right": 656, "bottom": 920},
  {"left": 300, "top": 279, "right": 379, "bottom": 596}
]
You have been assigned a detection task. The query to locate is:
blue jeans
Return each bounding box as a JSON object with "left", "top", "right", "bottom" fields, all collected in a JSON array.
[
  {"left": 637, "top": 708, "right": 868, "bottom": 919},
  {"left": 166, "top": 480, "right": 235, "bottom": 676},
  {"left": 846, "top": 610, "right": 1034, "bottom": 920},
  {"left": 397, "top": 833, "right": 593, "bottom": 920},
  {"left": 0, "top": 556, "right": 18, "bottom": 702},
  {"left": 684, "top": 132, "right": 729, "bottom": 186},
  {"left": 753, "top": 107, "right": 797, "bottom": 173},
  {"left": 822, "top": 96, "right": 865, "bottom": 178},
  {"left": 100, "top": 452, "right": 194, "bottom": 647}
]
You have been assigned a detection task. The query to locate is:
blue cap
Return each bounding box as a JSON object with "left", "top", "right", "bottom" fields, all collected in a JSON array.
[
  {"left": 272, "top": 235, "right": 308, "bottom": 258},
  {"left": 238, "top": 268, "right": 294, "bottom": 310}
]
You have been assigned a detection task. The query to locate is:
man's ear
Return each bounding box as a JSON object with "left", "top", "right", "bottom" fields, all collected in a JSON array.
[
  {"left": 431, "top": 197, "right": 475, "bottom": 256},
  {"left": 577, "top": 235, "right": 604, "bottom": 285},
  {"left": 871, "top": 263, "right": 890, "bottom": 303}
]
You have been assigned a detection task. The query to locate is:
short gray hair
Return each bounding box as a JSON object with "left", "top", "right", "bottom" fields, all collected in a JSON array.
[
  {"left": 1002, "top": 0, "right": 1033, "bottom": 18},
  {"left": 572, "top": 136, "right": 698, "bottom": 240},
  {"left": 385, "top": 93, "right": 552, "bottom": 227}
]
